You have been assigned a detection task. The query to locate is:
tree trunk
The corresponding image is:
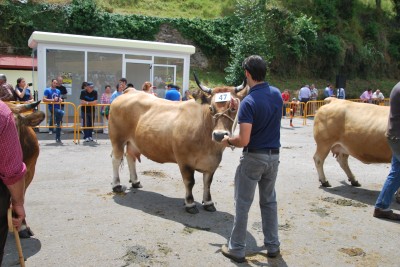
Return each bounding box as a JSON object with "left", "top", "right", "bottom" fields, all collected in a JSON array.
[{"left": 376, "top": 0, "right": 381, "bottom": 10}]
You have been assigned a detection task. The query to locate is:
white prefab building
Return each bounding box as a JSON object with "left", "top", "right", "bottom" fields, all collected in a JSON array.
[{"left": 28, "top": 31, "right": 196, "bottom": 109}]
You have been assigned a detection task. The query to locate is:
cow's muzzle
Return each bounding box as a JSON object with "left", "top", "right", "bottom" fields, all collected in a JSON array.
[{"left": 213, "top": 131, "right": 229, "bottom": 142}]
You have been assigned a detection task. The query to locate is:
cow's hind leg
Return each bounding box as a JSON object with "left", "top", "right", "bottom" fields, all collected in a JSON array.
[
  {"left": 202, "top": 172, "right": 216, "bottom": 212},
  {"left": 18, "top": 221, "right": 34, "bottom": 238},
  {"left": 335, "top": 153, "right": 361, "bottom": 186},
  {"left": 179, "top": 165, "right": 198, "bottom": 214},
  {"left": 111, "top": 141, "right": 126, "bottom": 193},
  {"left": 126, "top": 142, "right": 142, "bottom": 189},
  {"left": 313, "top": 144, "right": 332, "bottom": 187}
]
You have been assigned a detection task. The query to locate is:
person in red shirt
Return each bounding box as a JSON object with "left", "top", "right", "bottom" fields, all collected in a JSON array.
[
  {"left": 0, "top": 100, "right": 26, "bottom": 264},
  {"left": 281, "top": 89, "right": 290, "bottom": 117}
]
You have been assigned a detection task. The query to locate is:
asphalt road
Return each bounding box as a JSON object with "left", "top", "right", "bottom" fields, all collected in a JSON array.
[{"left": 3, "top": 118, "right": 399, "bottom": 267}]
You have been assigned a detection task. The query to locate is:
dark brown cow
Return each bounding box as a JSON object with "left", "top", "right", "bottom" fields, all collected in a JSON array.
[
  {"left": 109, "top": 76, "right": 246, "bottom": 214},
  {"left": 6, "top": 101, "right": 45, "bottom": 237}
]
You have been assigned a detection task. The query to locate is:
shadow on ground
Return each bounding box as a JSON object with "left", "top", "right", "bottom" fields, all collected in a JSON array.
[
  {"left": 3, "top": 234, "right": 41, "bottom": 266},
  {"left": 321, "top": 180, "right": 400, "bottom": 211},
  {"left": 113, "top": 188, "right": 262, "bottom": 251}
]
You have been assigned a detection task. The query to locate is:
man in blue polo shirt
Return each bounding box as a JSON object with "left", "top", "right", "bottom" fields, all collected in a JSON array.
[
  {"left": 43, "top": 78, "right": 64, "bottom": 143},
  {"left": 221, "top": 55, "right": 282, "bottom": 263},
  {"left": 165, "top": 84, "right": 181, "bottom": 101}
]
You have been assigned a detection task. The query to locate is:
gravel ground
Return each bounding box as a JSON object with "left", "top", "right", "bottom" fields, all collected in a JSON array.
[{"left": 3, "top": 117, "right": 400, "bottom": 267}]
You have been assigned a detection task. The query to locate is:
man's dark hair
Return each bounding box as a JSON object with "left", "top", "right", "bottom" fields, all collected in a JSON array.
[
  {"left": 119, "top": 78, "right": 127, "bottom": 84},
  {"left": 127, "top": 83, "right": 134, "bottom": 88},
  {"left": 242, "top": 55, "right": 267, "bottom": 82}
]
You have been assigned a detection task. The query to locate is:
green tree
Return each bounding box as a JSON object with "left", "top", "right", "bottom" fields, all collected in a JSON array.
[
  {"left": 393, "top": 0, "right": 400, "bottom": 22},
  {"left": 67, "top": 0, "right": 103, "bottom": 35},
  {"left": 225, "top": 0, "right": 271, "bottom": 85}
]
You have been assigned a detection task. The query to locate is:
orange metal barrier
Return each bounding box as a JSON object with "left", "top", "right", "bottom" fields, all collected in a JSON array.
[
  {"left": 302, "top": 98, "right": 391, "bottom": 125},
  {"left": 282, "top": 101, "right": 306, "bottom": 123},
  {"left": 37, "top": 102, "right": 78, "bottom": 142},
  {"left": 76, "top": 104, "right": 110, "bottom": 143}
]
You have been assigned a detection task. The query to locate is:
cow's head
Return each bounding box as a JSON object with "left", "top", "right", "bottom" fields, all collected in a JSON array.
[
  {"left": 194, "top": 73, "right": 247, "bottom": 142},
  {"left": 6, "top": 101, "right": 46, "bottom": 129}
]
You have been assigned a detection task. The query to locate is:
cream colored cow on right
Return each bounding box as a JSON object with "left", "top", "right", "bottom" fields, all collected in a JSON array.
[{"left": 313, "top": 98, "right": 396, "bottom": 195}]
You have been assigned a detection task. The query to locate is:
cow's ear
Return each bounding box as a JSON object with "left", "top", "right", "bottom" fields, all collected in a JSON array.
[
  {"left": 230, "top": 98, "right": 239, "bottom": 111},
  {"left": 19, "top": 112, "right": 46, "bottom": 127}
]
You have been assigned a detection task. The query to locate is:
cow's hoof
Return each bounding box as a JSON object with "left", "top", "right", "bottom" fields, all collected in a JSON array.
[
  {"left": 132, "top": 182, "right": 143, "bottom": 189},
  {"left": 203, "top": 203, "right": 216, "bottom": 212},
  {"left": 112, "top": 185, "right": 126, "bottom": 193},
  {"left": 350, "top": 180, "right": 361, "bottom": 187},
  {"left": 185, "top": 206, "right": 199, "bottom": 214},
  {"left": 19, "top": 227, "right": 34, "bottom": 239},
  {"left": 321, "top": 181, "right": 331, "bottom": 187}
]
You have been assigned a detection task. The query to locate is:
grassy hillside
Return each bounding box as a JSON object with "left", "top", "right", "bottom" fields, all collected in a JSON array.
[
  {"left": 35, "top": 0, "right": 394, "bottom": 18},
  {"left": 5, "top": 0, "right": 398, "bottom": 95}
]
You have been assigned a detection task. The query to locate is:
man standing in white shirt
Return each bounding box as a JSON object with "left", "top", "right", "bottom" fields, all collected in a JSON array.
[{"left": 298, "top": 84, "right": 311, "bottom": 116}]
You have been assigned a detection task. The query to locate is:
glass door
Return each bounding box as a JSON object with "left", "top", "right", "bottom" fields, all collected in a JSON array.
[{"left": 125, "top": 62, "right": 152, "bottom": 90}]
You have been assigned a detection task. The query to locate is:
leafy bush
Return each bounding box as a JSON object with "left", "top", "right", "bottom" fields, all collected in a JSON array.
[{"left": 225, "top": 0, "right": 271, "bottom": 85}]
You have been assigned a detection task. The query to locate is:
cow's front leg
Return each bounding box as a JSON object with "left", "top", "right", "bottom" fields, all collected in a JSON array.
[
  {"left": 179, "top": 166, "right": 198, "bottom": 214},
  {"left": 336, "top": 153, "right": 361, "bottom": 186},
  {"left": 202, "top": 172, "right": 216, "bottom": 212},
  {"left": 313, "top": 145, "right": 331, "bottom": 187}
]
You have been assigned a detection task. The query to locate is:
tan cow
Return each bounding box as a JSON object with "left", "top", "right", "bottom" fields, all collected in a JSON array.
[
  {"left": 313, "top": 98, "right": 394, "bottom": 187},
  {"left": 6, "top": 101, "right": 45, "bottom": 237},
  {"left": 109, "top": 77, "right": 246, "bottom": 214}
]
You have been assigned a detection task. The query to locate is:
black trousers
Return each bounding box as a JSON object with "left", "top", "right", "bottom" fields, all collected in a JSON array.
[{"left": 0, "top": 181, "right": 10, "bottom": 265}]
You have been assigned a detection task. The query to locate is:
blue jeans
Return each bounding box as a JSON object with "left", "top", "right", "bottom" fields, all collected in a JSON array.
[
  {"left": 82, "top": 111, "right": 94, "bottom": 139},
  {"left": 50, "top": 108, "right": 64, "bottom": 139},
  {"left": 228, "top": 152, "right": 280, "bottom": 257},
  {"left": 375, "top": 137, "right": 400, "bottom": 209}
]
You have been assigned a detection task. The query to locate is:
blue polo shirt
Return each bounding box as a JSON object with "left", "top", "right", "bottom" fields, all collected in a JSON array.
[
  {"left": 165, "top": 89, "right": 181, "bottom": 101},
  {"left": 44, "top": 88, "right": 61, "bottom": 111},
  {"left": 238, "top": 82, "right": 282, "bottom": 149}
]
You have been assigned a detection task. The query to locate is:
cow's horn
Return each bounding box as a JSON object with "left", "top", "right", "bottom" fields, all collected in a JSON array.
[
  {"left": 14, "top": 100, "right": 41, "bottom": 113},
  {"left": 234, "top": 78, "right": 247, "bottom": 93},
  {"left": 193, "top": 72, "right": 212, "bottom": 94}
]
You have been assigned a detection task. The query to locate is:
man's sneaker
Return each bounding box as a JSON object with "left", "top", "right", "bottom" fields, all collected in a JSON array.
[
  {"left": 49, "top": 131, "right": 53, "bottom": 135},
  {"left": 373, "top": 208, "right": 400, "bottom": 220},
  {"left": 89, "top": 137, "right": 93, "bottom": 142},
  {"left": 267, "top": 249, "right": 280, "bottom": 258},
  {"left": 56, "top": 139, "right": 62, "bottom": 143},
  {"left": 221, "top": 244, "right": 246, "bottom": 263},
  {"left": 84, "top": 138, "right": 90, "bottom": 142}
]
